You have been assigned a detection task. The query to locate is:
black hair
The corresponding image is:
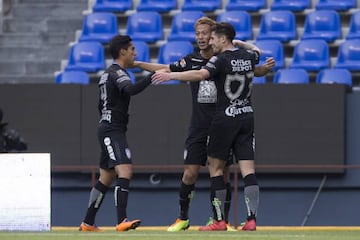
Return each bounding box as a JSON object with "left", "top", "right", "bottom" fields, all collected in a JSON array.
[
  {"left": 211, "top": 22, "right": 236, "bottom": 42},
  {"left": 109, "top": 35, "right": 132, "bottom": 60}
]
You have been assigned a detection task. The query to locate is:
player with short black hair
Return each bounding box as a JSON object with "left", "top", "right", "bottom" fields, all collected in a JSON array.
[
  {"left": 152, "top": 22, "right": 274, "bottom": 231},
  {"left": 79, "top": 35, "right": 153, "bottom": 232}
]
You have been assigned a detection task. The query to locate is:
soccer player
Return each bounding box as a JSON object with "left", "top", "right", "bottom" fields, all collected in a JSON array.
[
  {"left": 134, "top": 18, "right": 273, "bottom": 231},
  {"left": 152, "top": 22, "right": 274, "bottom": 231},
  {"left": 79, "top": 35, "right": 153, "bottom": 232}
]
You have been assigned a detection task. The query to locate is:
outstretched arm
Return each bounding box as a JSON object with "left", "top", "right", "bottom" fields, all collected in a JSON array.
[
  {"left": 151, "top": 69, "right": 210, "bottom": 84},
  {"left": 254, "top": 57, "right": 275, "bottom": 77},
  {"left": 132, "top": 61, "right": 170, "bottom": 72},
  {"left": 233, "top": 39, "right": 261, "bottom": 55}
]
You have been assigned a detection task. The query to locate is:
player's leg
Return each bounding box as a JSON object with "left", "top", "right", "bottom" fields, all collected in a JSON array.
[
  {"left": 234, "top": 119, "right": 258, "bottom": 231},
  {"left": 104, "top": 132, "right": 140, "bottom": 231},
  {"left": 199, "top": 157, "right": 227, "bottom": 231},
  {"left": 80, "top": 168, "right": 116, "bottom": 231},
  {"left": 238, "top": 160, "right": 258, "bottom": 231},
  {"left": 168, "top": 129, "right": 207, "bottom": 232}
]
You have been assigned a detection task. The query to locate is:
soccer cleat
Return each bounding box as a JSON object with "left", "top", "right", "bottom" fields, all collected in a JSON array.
[
  {"left": 79, "top": 222, "right": 102, "bottom": 232},
  {"left": 116, "top": 218, "right": 141, "bottom": 231},
  {"left": 226, "top": 223, "right": 237, "bottom": 231},
  {"left": 241, "top": 219, "right": 256, "bottom": 231},
  {"left": 205, "top": 217, "right": 213, "bottom": 226},
  {"left": 199, "top": 219, "right": 227, "bottom": 231},
  {"left": 167, "top": 218, "right": 190, "bottom": 232}
]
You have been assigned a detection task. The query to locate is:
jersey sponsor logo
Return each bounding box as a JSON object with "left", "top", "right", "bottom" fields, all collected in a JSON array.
[
  {"left": 231, "top": 59, "right": 253, "bottom": 72},
  {"left": 197, "top": 80, "right": 217, "bottom": 103},
  {"left": 104, "top": 137, "right": 116, "bottom": 161},
  {"left": 225, "top": 105, "right": 253, "bottom": 117},
  {"left": 225, "top": 99, "right": 252, "bottom": 117}
]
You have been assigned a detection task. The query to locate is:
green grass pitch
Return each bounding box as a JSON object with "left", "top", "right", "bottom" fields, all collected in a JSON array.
[{"left": 0, "top": 227, "right": 360, "bottom": 240}]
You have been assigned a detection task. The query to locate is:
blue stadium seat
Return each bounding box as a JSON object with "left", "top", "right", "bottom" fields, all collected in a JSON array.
[
  {"left": 55, "top": 71, "right": 90, "bottom": 84},
  {"left": 92, "top": 0, "right": 132, "bottom": 12},
  {"left": 301, "top": 10, "right": 341, "bottom": 42},
  {"left": 334, "top": 39, "right": 360, "bottom": 71},
  {"left": 290, "top": 39, "right": 330, "bottom": 71},
  {"left": 65, "top": 42, "right": 105, "bottom": 72},
  {"left": 273, "top": 68, "right": 309, "bottom": 84},
  {"left": 226, "top": 0, "right": 266, "bottom": 12},
  {"left": 158, "top": 41, "right": 194, "bottom": 64},
  {"left": 270, "top": 0, "right": 311, "bottom": 11},
  {"left": 346, "top": 11, "right": 360, "bottom": 39},
  {"left": 79, "top": 12, "right": 118, "bottom": 44},
  {"left": 216, "top": 11, "right": 252, "bottom": 40},
  {"left": 128, "top": 41, "right": 150, "bottom": 73},
  {"left": 126, "top": 11, "right": 163, "bottom": 43},
  {"left": 315, "top": 0, "right": 356, "bottom": 11},
  {"left": 316, "top": 68, "right": 352, "bottom": 86},
  {"left": 181, "top": 0, "right": 221, "bottom": 12},
  {"left": 167, "top": 11, "right": 205, "bottom": 42},
  {"left": 254, "top": 40, "right": 284, "bottom": 71},
  {"left": 137, "top": 0, "right": 177, "bottom": 12},
  {"left": 253, "top": 76, "right": 267, "bottom": 84},
  {"left": 256, "top": 10, "right": 297, "bottom": 42},
  {"left": 157, "top": 41, "right": 194, "bottom": 84}
]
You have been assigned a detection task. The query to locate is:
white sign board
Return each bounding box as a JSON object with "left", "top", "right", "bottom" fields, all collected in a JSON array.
[{"left": 0, "top": 153, "right": 51, "bottom": 231}]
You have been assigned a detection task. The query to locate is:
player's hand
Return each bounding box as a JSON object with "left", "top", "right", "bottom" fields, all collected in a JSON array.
[
  {"left": 264, "top": 57, "right": 275, "bottom": 71},
  {"left": 151, "top": 71, "right": 171, "bottom": 85}
]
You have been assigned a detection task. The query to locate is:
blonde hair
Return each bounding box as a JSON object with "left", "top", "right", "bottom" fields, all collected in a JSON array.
[{"left": 194, "top": 17, "right": 216, "bottom": 29}]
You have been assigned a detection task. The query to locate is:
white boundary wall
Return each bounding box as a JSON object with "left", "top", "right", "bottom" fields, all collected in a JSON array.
[{"left": 0, "top": 153, "right": 51, "bottom": 231}]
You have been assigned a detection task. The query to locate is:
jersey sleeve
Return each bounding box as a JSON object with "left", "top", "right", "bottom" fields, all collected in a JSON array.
[
  {"left": 169, "top": 54, "right": 192, "bottom": 72},
  {"left": 116, "top": 71, "right": 152, "bottom": 96},
  {"left": 203, "top": 55, "right": 220, "bottom": 79}
]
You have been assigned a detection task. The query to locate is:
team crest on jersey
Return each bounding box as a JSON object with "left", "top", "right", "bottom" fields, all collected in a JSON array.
[
  {"left": 179, "top": 58, "right": 186, "bottom": 68},
  {"left": 198, "top": 80, "right": 217, "bottom": 103}
]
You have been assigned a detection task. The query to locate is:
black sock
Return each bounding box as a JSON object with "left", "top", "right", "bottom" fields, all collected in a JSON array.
[
  {"left": 224, "top": 182, "right": 232, "bottom": 223},
  {"left": 115, "top": 178, "right": 130, "bottom": 224},
  {"left": 179, "top": 182, "right": 195, "bottom": 220},
  {"left": 84, "top": 181, "right": 108, "bottom": 225},
  {"left": 210, "top": 176, "right": 226, "bottom": 222}
]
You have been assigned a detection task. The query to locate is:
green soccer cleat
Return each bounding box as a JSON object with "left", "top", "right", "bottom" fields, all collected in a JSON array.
[{"left": 167, "top": 218, "right": 190, "bottom": 232}]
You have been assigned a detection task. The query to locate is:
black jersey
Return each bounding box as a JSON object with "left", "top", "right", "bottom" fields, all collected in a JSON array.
[
  {"left": 170, "top": 50, "right": 217, "bottom": 129},
  {"left": 204, "top": 48, "right": 259, "bottom": 120},
  {"left": 98, "top": 63, "right": 151, "bottom": 132}
]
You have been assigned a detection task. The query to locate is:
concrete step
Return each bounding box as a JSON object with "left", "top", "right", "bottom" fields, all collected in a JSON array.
[
  {"left": 18, "top": 0, "right": 88, "bottom": 3},
  {"left": 0, "top": 46, "right": 67, "bottom": 61},
  {"left": 0, "top": 61, "right": 60, "bottom": 75},
  {"left": 12, "top": 3, "right": 87, "bottom": 20},
  {"left": 0, "top": 32, "right": 74, "bottom": 47},
  {"left": 4, "top": 17, "right": 83, "bottom": 34},
  {"left": 0, "top": 74, "right": 54, "bottom": 84}
]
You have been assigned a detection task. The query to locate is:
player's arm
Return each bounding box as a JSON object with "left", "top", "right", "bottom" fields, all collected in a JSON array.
[
  {"left": 120, "top": 73, "right": 153, "bottom": 96},
  {"left": 152, "top": 69, "right": 210, "bottom": 84},
  {"left": 254, "top": 57, "right": 275, "bottom": 77},
  {"left": 132, "top": 61, "right": 170, "bottom": 72},
  {"left": 233, "top": 39, "right": 261, "bottom": 56}
]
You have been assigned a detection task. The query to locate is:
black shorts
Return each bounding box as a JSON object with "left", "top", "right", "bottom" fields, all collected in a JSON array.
[
  {"left": 184, "top": 127, "right": 208, "bottom": 166},
  {"left": 207, "top": 117, "right": 254, "bottom": 162},
  {"left": 184, "top": 127, "right": 234, "bottom": 166},
  {"left": 97, "top": 125, "right": 132, "bottom": 169}
]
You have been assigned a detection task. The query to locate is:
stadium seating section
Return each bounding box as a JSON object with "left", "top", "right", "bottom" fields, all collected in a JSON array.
[{"left": 58, "top": 0, "right": 360, "bottom": 87}]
